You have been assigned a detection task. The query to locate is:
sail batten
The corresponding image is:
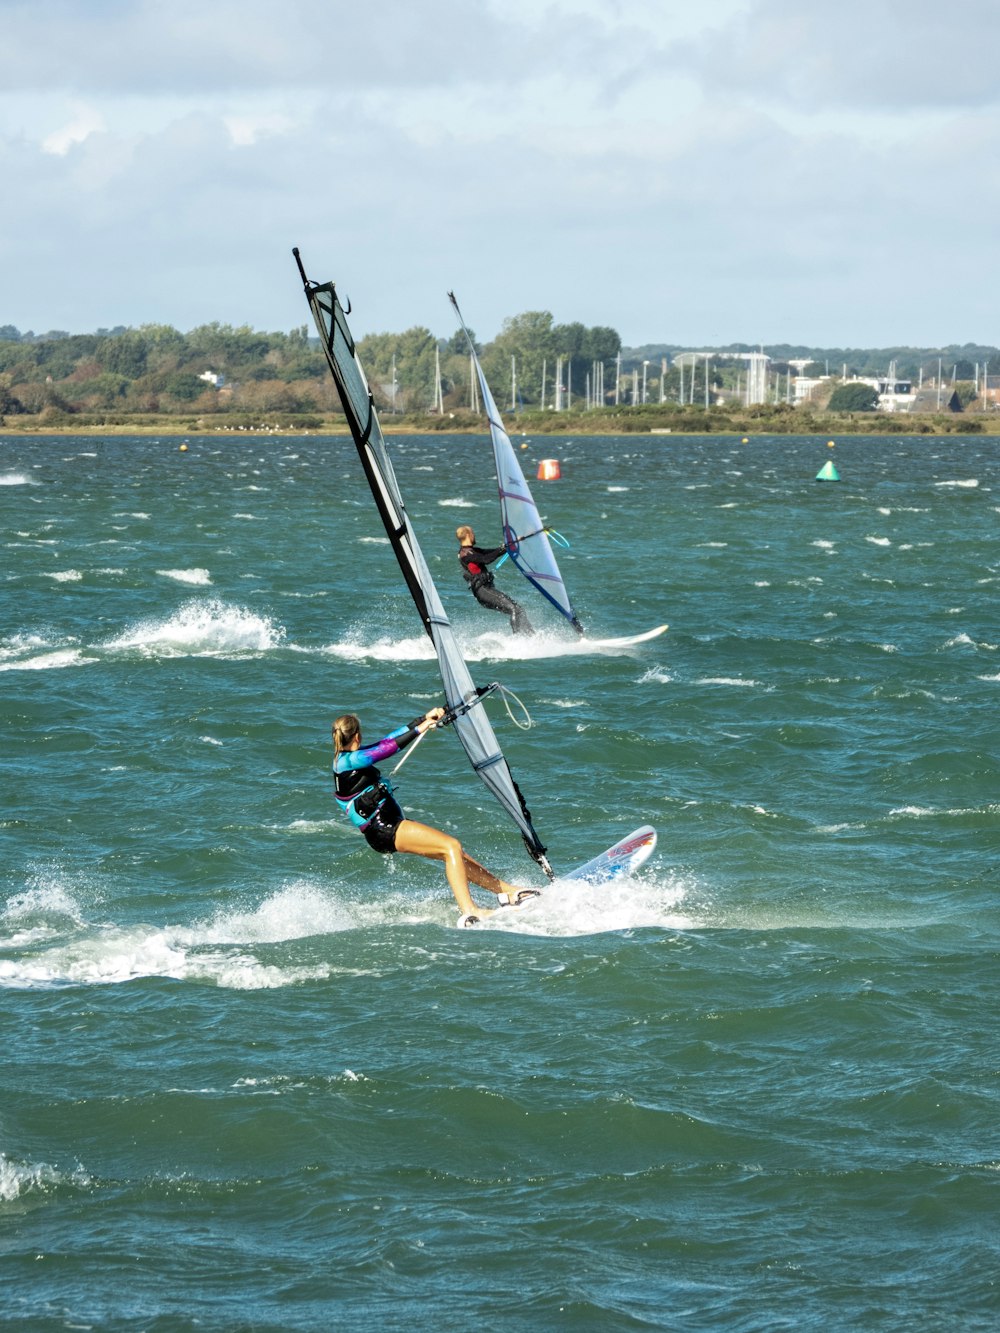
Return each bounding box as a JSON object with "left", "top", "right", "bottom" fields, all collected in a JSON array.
[
  {"left": 448, "top": 292, "right": 584, "bottom": 634},
  {"left": 294, "top": 253, "right": 549, "bottom": 871}
]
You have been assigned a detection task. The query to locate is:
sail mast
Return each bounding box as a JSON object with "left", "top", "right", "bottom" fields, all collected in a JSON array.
[
  {"left": 293, "top": 250, "right": 551, "bottom": 875},
  {"left": 448, "top": 291, "right": 584, "bottom": 634}
]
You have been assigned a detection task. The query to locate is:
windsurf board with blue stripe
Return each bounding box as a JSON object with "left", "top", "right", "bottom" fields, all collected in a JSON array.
[
  {"left": 457, "top": 825, "right": 657, "bottom": 926},
  {"left": 562, "top": 824, "right": 657, "bottom": 884}
]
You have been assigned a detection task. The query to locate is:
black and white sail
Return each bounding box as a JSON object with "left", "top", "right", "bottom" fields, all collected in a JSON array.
[{"left": 294, "top": 250, "right": 550, "bottom": 874}]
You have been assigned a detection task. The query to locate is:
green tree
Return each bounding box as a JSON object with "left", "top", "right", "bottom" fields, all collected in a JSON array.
[
  {"left": 828, "top": 382, "right": 879, "bottom": 412},
  {"left": 185, "top": 323, "right": 270, "bottom": 371},
  {"left": 96, "top": 331, "right": 148, "bottom": 378},
  {"left": 79, "top": 373, "right": 129, "bottom": 408},
  {"left": 0, "top": 382, "right": 25, "bottom": 414},
  {"left": 357, "top": 327, "right": 437, "bottom": 409},
  {"left": 162, "top": 371, "right": 206, "bottom": 402},
  {"left": 485, "top": 311, "right": 556, "bottom": 407}
]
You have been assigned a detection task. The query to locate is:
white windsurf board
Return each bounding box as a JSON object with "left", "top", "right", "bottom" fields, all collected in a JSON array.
[
  {"left": 562, "top": 824, "right": 657, "bottom": 884},
  {"left": 582, "top": 625, "right": 668, "bottom": 648},
  {"left": 457, "top": 825, "right": 657, "bottom": 926}
]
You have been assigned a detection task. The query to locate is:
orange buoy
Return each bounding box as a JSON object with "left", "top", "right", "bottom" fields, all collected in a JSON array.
[{"left": 537, "top": 458, "right": 561, "bottom": 480}]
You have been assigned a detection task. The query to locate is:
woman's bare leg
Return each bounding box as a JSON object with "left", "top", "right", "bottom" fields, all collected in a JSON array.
[
  {"left": 393, "top": 819, "right": 520, "bottom": 914},
  {"left": 461, "top": 851, "right": 520, "bottom": 897}
]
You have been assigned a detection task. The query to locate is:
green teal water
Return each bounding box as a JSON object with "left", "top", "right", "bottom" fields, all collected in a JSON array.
[{"left": 1, "top": 432, "right": 997, "bottom": 1331}]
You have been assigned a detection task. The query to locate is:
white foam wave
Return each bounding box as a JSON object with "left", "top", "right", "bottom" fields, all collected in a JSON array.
[
  {"left": 44, "top": 570, "right": 83, "bottom": 582},
  {"left": 191, "top": 884, "right": 354, "bottom": 946},
  {"left": 812, "top": 540, "right": 836, "bottom": 549},
  {"left": 697, "top": 676, "right": 763, "bottom": 687},
  {"left": 323, "top": 625, "right": 620, "bottom": 664},
  {"left": 157, "top": 568, "right": 213, "bottom": 585},
  {"left": 105, "top": 599, "right": 284, "bottom": 658},
  {"left": 0, "top": 1153, "right": 90, "bottom": 1201},
  {"left": 0, "top": 472, "right": 36, "bottom": 486},
  {"left": 865, "top": 536, "right": 892, "bottom": 547},
  {"left": 479, "top": 870, "right": 695, "bottom": 938},
  {"left": 0, "top": 880, "right": 88, "bottom": 946},
  {"left": 888, "top": 804, "right": 999, "bottom": 820},
  {"left": 0, "top": 646, "right": 92, "bottom": 673},
  {"left": 324, "top": 632, "right": 437, "bottom": 663},
  {"left": 3, "top": 882, "right": 86, "bottom": 927},
  {"left": 944, "top": 633, "right": 997, "bottom": 651},
  {"left": 638, "top": 666, "right": 671, "bottom": 684},
  {"left": 607, "top": 485, "right": 630, "bottom": 492},
  {"left": 0, "top": 882, "right": 352, "bottom": 991},
  {"left": 935, "top": 478, "right": 979, "bottom": 488},
  {"left": 437, "top": 498, "right": 476, "bottom": 508}
]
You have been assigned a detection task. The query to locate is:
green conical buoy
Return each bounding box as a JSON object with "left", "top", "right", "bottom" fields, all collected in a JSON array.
[{"left": 816, "top": 459, "right": 840, "bottom": 482}]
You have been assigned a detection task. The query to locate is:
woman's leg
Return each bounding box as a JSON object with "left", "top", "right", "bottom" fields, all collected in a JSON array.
[
  {"left": 508, "top": 597, "right": 534, "bottom": 636},
  {"left": 479, "top": 585, "right": 533, "bottom": 635},
  {"left": 393, "top": 819, "right": 521, "bottom": 914}
]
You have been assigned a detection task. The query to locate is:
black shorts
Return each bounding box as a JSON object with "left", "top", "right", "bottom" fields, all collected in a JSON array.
[{"left": 362, "top": 796, "right": 404, "bottom": 855}]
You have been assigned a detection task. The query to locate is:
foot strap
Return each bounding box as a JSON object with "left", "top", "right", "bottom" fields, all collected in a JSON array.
[{"left": 497, "top": 889, "right": 542, "bottom": 908}]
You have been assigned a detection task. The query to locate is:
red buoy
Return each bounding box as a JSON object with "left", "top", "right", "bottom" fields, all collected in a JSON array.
[{"left": 537, "top": 458, "right": 561, "bottom": 480}]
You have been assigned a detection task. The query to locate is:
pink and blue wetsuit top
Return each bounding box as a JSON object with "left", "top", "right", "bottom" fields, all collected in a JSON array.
[{"left": 333, "top": 720, "right": 423, "bottom": 830}]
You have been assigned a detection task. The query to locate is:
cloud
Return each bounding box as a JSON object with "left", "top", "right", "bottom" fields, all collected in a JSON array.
[
  {"left": 0, "top": 0, "right": 634, "bottom": 96},
  {"left": 41, "top": 101, "right": 106, "bottom": 155},
  {"left": 663, "top": 0, "right": 1000, "bottom": 112},
  {"left": 2, "top": 0, "right": 1000, "bottom": 346}
]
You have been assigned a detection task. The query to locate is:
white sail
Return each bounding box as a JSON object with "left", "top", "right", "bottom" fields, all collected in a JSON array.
[{"left": 449, "top": 292, "right": 583, "bottom": 633}]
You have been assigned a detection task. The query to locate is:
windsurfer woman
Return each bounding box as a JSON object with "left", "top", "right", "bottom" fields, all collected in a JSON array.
[
  {"left": 456, "top": 525, "right": 534, "bottom": 635},
  {"left": 332, "top": 708, "right": 536, "bottom": 921}
]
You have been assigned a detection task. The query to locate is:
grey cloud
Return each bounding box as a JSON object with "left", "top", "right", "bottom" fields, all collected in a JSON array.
[
  {"left": 663, "top": 0, "right": 1000, "bottom": 111},
  {"left": 1, "top": 0, "right": 629, "bottom": 95},
  {"left": 4, "top": 24, "right": 1000, "bottom": 347}
]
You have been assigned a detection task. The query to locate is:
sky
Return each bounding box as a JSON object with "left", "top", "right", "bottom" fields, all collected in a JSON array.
[{"left": 2, "top": 0, "right": 1000, "bottom": 349}]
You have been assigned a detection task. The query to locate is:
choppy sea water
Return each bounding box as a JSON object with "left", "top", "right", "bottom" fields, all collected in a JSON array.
[{"left": 1, "top": 432, "right": 996, "bottom": 1331}]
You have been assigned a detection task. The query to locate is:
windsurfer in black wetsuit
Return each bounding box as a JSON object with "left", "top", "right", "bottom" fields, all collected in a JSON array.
[{"left": 456, "top": 525, "right": 534, "bottom": 635}]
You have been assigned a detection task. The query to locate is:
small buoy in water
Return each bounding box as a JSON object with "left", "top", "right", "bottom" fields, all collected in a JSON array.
[
  {"left": 741, "top": 437, "right": 749, "bottom": 444},
  {"left": 537, "top": 458, "right": 561, "bottom": 480},
  {"left": 520, "top": 443, "right": 529, "bottom": 450},
  {"left": 816, "top": 459, "right": 840, "bottom": 482},
  {"left": 827, "top": 440, "right": 836, "bottom": 448},
  {"left": 179, "top": 443, "right": 188, "bottom": 452}
]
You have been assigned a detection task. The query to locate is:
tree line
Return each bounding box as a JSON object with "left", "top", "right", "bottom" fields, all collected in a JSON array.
[
  {"left": 0, "top": 313, "right": 623, "bottom": 425},
  {"left": 2, "top": 315, "right": 998, "bottom": 427}
]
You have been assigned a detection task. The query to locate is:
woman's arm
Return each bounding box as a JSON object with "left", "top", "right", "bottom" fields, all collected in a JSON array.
[
  {"left": 337, "top": 709, "right": 444, "bottom": 771},
  {"left": 473, "top": 543, "right": 507, "bottom": 566}
]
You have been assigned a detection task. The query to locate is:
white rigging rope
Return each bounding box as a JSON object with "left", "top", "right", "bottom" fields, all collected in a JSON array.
[{"left": 390, "top": 685, "right": 534, "bottom": 780}]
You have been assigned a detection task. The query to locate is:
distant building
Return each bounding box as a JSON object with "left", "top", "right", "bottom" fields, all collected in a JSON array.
[
  {"left": 840, "top": 363, "right": 914, "bottom": 412},
  {"left": 198, "top": 370, "right": 225, "bottom": 387},
  {"left": 910, "top": 386, "right": 962, "bottom": 412},
  {"left": 874, "top": 366, "right": 913, "bottom": 412},
  {"left": 792, "top": 375, "right": 829, "bottom": 405}
]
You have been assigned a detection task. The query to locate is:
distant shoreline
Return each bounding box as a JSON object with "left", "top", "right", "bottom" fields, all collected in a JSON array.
[{"left": 1, "top": 416, "right": 997, "bottom": 439}]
